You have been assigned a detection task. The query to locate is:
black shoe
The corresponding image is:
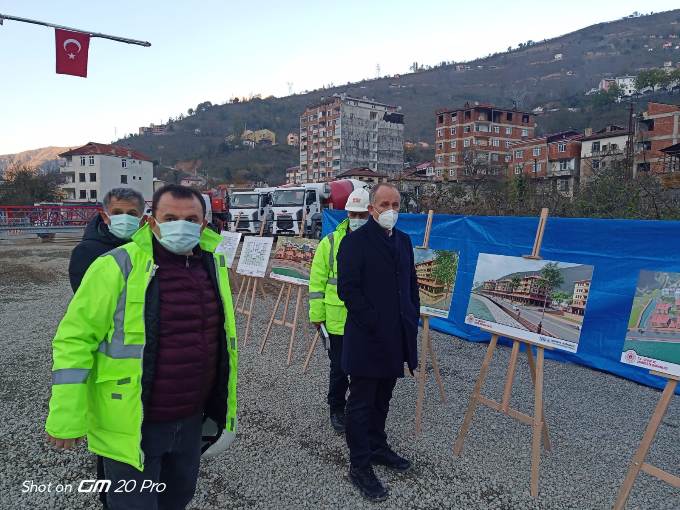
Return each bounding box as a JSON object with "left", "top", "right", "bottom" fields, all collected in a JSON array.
[
  {"left": 330, "top": 412, "right": 345, "bottom": 434},
  {"left": 371, "top": 447, "right": 412, "bottom": 472},
  {"left": 348, "top": 465, "right": 388, "bottom": 502}
]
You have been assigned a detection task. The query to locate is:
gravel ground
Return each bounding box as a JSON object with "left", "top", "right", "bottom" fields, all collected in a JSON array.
[{"left": 0, "top": 240, "right": 678, "bottom": 510}]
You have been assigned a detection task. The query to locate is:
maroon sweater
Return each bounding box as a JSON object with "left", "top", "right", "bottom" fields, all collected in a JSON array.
[{"left": 145, "top": 240, "right": 220, "bottom": 422}]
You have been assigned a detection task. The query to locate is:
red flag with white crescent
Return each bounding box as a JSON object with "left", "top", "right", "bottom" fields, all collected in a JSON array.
[{"left": 55, "top": 29, "right": 90, "bottom": 77}]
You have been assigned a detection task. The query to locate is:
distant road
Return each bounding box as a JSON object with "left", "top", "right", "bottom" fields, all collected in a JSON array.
[
  {"left": 471, "top": 293, "right": 524, "bottom": 329},
  {"left": 491, "top": 296, "right": 581, "bottom": 343}
]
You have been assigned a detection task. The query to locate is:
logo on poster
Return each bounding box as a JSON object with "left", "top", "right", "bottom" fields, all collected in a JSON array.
[{"left": 624, "top": 350, "right": 638, "bottom": 363}]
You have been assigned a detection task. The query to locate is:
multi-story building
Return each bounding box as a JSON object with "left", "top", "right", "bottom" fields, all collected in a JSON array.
[
  {"left": 636, "top": 101, "right": 680, "bottom": 174},
  {"left": 243, "top": 129, "right": 276, "bottom": 146},
  {"left": 285, "top": 165, "right": 305, "bottom": 185},
  {"left": 434, "top": 102, "right": 535, "bottom": 181},
  {"left": 299, "top": 94, "right": 404, "bottom": 181},
  {"left": 415, "top": 257, "right": 446, "bottom": 300},
  {"left": 138, "top": 123, "right": 167, "bottom": 136},
  {"left": 579, "top": 125, "right": 632, "bottom": 181},
  {"left": 59, "top": 142, "right": 153, "bottom": 203},
  {"left": 480, "top": 274, "right": 550, "bottom": 307},
  {"left": 571, "top": 280, "right": 591, "bottom": 315},
  {"left": 286, "top": 132, "right": 299, "bottom": 146}
]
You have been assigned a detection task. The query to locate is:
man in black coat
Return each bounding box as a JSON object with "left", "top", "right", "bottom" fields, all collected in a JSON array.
[
  {"left": 68, "top": 187, "right": 145, "bottom": 291},
  {"left": 67, "top": 187, "right": 144, "bottom": 509},
  {"left": 337, "top": 183, "right": 420, "bottom": 502}
]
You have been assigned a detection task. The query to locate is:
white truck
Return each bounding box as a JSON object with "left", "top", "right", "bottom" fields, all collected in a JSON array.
[
  {"left": 227, "top": 187, "right": 274, "bottom": 234},
  {"left": 269, "top": 179, "right": 367, "bottom": 238}
]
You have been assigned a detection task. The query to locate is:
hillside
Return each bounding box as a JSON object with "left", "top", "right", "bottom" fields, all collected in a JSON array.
[{"left": 0, "top": 146, "right": 72, "bottom": 176}]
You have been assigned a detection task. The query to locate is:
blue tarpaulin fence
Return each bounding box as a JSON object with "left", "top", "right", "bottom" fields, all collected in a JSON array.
[{"left": 322, "top": 209, "right": 680, "bottom": 392}]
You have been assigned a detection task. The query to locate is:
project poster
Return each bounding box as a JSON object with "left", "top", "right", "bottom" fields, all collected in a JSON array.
[
  {"left": 465, "top": 253, "right": 594, "bottom": 353},
  {"left": 414, "top": 248, "right": 458, "bottom": 318},
  {"left": 236, "top": 236, "right": 273, "bottom": 278},
  {"left": 270, "top": 237, "right": 319, "bottom": 286},
  {"left": 216, "top": 231, "right": 242, "bottom": 268},
  {"left": 621, "top": 270, "right": 680, "bottom": 378}
]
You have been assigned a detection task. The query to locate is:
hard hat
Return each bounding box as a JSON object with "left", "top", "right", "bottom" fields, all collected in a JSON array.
[{"left": 345, "top": 187, "right": 369, "bottom": 212}]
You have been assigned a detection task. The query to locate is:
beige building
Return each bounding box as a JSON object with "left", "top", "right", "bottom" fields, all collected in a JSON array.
[{"left": 243, "top": 129, "right": 276, "bottom": 145}]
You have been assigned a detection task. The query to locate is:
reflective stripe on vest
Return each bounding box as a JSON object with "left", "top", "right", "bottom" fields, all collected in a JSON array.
[
  {"left": 326, "top": 233, "right": 335, "bottom": 277},
  {"left": 52, "top": 368, "right": 90, "bottom": 385},
  {"left": 309, "top": 291, "right": 325, "bottom": 299},
  {"left": 97, "top": 247, "right": 144, "bottom": 359}
]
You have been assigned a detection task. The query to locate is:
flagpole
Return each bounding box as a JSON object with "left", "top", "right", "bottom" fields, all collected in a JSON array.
[{"left": 0, "top": 13, "right": 151, "bottom": 47}]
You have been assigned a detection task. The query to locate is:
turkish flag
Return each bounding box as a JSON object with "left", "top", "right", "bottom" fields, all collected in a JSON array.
[{"left": 55, "top": 29, "right": 90, "bottom": 78}]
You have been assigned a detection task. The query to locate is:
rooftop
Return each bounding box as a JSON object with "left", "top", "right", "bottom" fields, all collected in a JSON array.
[
  {"left": 59, "top": 142, "right": 152, "bottom": 162},
  {"left": 336, "top": 167, "right": 387, "bottom": 178}
]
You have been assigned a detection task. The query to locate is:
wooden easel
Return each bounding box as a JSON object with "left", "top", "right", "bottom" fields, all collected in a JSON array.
[
  {"left": 415, "top": 210, "right": 447, "bottom": 436},
  {"left": 235, "top": 218, "right": 268, "bottom": 344},
  {"left": 259, "top": 210, "right": 308, "bottom": 366},
  {"left": 613, "top": 371, "right": 680, "bottom": 509},
  {"left": 453, "top": 208, "right": 552, "bottom": 498}
]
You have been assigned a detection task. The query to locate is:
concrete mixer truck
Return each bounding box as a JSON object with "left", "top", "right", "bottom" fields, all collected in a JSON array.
[{"left": 269, "top": 179, "right": 367, "bottom": 238}]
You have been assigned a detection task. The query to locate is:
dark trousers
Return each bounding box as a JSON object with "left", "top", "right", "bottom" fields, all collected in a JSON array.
[
  {"left": 345, "top": 376, "right": 397, "bottom": 468},
  {"left": 328, "top": 334, "right": 349, "bottom": 414},
  {"left": 102, "top": 413, "right": 203, "bottom": 510}
]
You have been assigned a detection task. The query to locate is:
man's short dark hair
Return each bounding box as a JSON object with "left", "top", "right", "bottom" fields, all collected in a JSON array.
[
  {"left": 102, "top": 187, "right": 145, "bottom": 214},
  {"left": 152, "top": 184, "right": 206, "bottom": 217}
]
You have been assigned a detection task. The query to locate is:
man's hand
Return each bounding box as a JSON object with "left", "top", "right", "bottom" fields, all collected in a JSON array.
[
  {"left": 312, "top": 322, "right": 323, "bottom": 330},
  {"left": 47, "top": 433, "right": 85, "bottom": 450}
]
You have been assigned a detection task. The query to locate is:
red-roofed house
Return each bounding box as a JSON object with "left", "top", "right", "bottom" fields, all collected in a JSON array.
[
  {"left": 59, "top": 142, "right": 153, "bottom": 202},
  {"left": 655, "top": 302, "right": 672, "bottom": 314},
  {"left": 650, "top": 313, "right": 672, "bottom": 329}
]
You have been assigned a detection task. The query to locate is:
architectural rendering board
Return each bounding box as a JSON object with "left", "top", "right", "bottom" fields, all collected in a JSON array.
[
  {"left": 216, "top": 231, "right": 242, "bottom": 269},
  {"left": 414, "top": 248, "right": 459, "bottom": 318},
  {"left": 465, "top": 253, "right": 594, "bottom": 353},
  {"left": 621, "top": 270, "right": 680, "bottom": 377},
  {"left": 236, "top": 236, "right": 274, "bottom": 278},
  {"left": 270, "top": 237, "right": 319, "bottom": 285}
]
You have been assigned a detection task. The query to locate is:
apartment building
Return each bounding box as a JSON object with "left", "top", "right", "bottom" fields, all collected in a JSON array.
[
  {"left": 434, "top": 102, "right": 535, "bottom": 181},
  {"left": 579, "top": 125, "right": 631, "bottom": 181},
  {"left": 59, "top": 142, "right": 153, "bottom": 203},
  {"left": 636, "top": 101, "right": 680, "bottom": 174},
  {"left": 299, "top": 94, "right": 404, "bottom": 182},
  {"left": 571, "top": 279, "right": 591, "bottom": 316}
]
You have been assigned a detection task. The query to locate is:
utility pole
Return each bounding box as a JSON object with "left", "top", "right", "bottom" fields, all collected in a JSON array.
[
  {"left": 376, "top": 63, "right": 381, "bottom": 78},
  {"left": 627, "top": 101, "right": 636, "bottom": 179}
]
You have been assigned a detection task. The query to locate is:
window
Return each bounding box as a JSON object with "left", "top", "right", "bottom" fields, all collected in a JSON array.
[
  {"left": 532, "top": 147, "right": 541, "bottom": 156},
  {"left": 120, "top": 175, "right": 128, "bottom": 184},
  {"left": 559, "top": 160, "right": 569, "bottom": 171},
  {"left": 79, "top": 173, "right": 86, "bottom": 182},
  {"left": 437, "top": 142, "right": 443, "bottom": 150},
  {"left": 90, "top": 189, "right": 97, "bottom": 200},
  {"left": 463, "top": 139, "right": 470, "bottom": 147},
  {"left": 436, "top": 155, "right": 443, "bottom": 163},
  {"left": 88, "top": 155, "right": 95, "bottom": 165},
  {"left": 491, "top": 153, "right": 499, "bottom": 162},
  {"left": 558, "top": 142, "right": 566, "bottom": 152},
  {"left": 449, "top": 169, "right": 455, "bottom": 177},
  {"left": 533, "top": 161, "right": 541, "bottom": 173},
  {"left": 449, "top": 154, "right": 456, "bottom": 163},
  {"left": 592, "top": 159, "right": 600, "bottom": 169},
  {"left": 505, "top": 140, "right": 512, "bottom": 148},
  {"left": 79, "top": 190, "right": 87, "bottom": 199},
  {"left": 89, "top": 173, "right": 96, "bottom": 182},
  {"left": 515, "top": 165, "right": 522, "bottom": 175},
  {"left": 506, "top": 112, "right": 513, "bottom": 121},
  {"left": 521, "top": 128, "right": 529, "bottom": 137},
  {"left": 450, "top": 127, "right": 456, "bottom": 135},
  {"left": 505, "top": 127, "right": 512, "bottom": 135},
  {"left": 436, "top": 128, "right": 443, "bottom": 137},
  {"left": 80, "top": 156, "right": 86, "bottom": 166},
  {"left": 492, "top": 139, "right": 500, "bottom": 147},
  {"left": 557, "top": 180, "right": 568, "bottom": 192},
  {"left": 122, "top": 159, "right": 127, "bottom": 168},
  {"left": 592, "top": 141, "right": 600, "bottom": 152},
  {"left": 514, "top": 150, "right": 523, "bottom": 159},
  {"left": 450, "top": 141, "right": 456, "bottom": 149},
  {"left": 438, "top": 115, "right": 444, "bottom": 123},
  {"left": 436, "top": 169, "right": 442, "bottom": 177},
  {"left": 464, "top": 126, "right": 471, "bottom": 133},
  {"left": 493, "top": 126, "right": 500, "bottom": 133},
  {"left": 505, "top": 155, "right": 511, "bottom": 162}
]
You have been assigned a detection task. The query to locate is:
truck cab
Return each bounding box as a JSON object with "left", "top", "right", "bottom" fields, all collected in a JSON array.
[{"left": 227, "top": 189, "right": 273, "bottom": 234}]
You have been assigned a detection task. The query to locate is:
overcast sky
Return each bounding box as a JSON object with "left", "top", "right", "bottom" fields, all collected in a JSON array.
[
  {"left": 1, "top": 1, "right": 678, "bottom": 154},
  {"left": 472, "top": 254, "right": 580, "bottom": 284}
]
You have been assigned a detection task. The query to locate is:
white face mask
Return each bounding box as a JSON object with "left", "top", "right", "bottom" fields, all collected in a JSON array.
[
  {"left": 348, "top": 218, "right": 368, "bottom": 231},
  {"left": 377, "top": 209, "right": 398, "bottom": 230}
]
